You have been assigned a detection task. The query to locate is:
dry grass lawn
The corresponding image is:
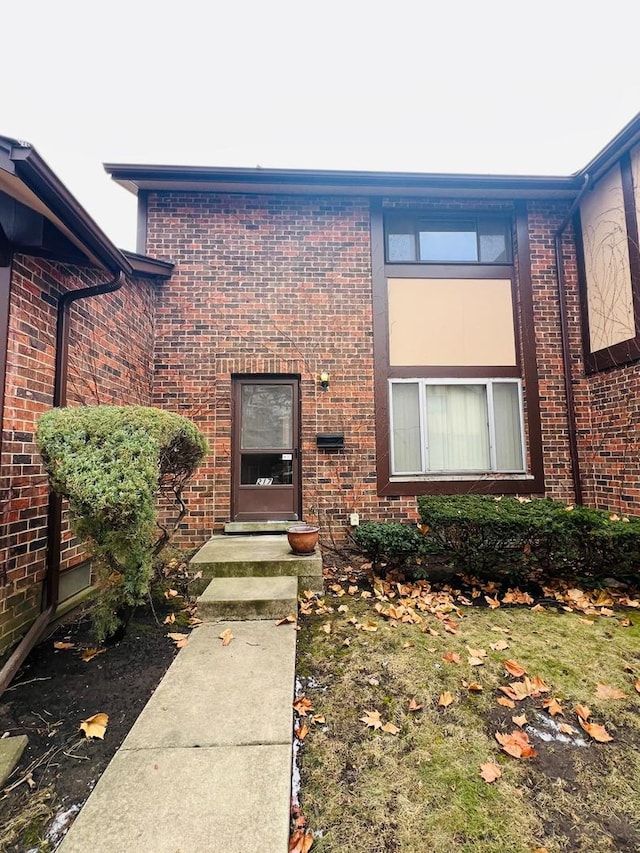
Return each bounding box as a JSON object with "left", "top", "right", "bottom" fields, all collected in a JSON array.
[{"left": 294, "top": 568, "right": 640, "bottom": 852}]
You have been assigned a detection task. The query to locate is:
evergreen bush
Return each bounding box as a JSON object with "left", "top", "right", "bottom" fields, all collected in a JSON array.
[{"left": 37, "top": 405, "right": 208, "bottom": 640}]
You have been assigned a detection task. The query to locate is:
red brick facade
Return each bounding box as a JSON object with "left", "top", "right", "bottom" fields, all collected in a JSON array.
[
  {"left": 0, "top": 256, "right": 155, "bottom": 650},
  {"left": 144, "top": 192, "right": 604, "bottom": 546}
]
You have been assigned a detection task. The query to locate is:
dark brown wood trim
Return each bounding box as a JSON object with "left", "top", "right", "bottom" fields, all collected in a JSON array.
[
  {"left": 388, "top": 365, "right": 521, "bottom": 378},
  {"left": 576, "top": 154, "right": 640, "bottom": 374},
  {"left": 371, "top": 200, "right": 392, "bottom": 494},
  {"left": 136, "top": 190, "right": 148, "bottom": 255},
  {"left": 0, "top": 257, "right": 11, "bottom": 463},
  {"left": 384, "top": 263, "right": 514, "bottom": 279},
  {"left": 371, "top": 200, "right": 544, "bottom": 496},
  {"left": 514, "top": 202, "right": 544, "bottom": 492}
]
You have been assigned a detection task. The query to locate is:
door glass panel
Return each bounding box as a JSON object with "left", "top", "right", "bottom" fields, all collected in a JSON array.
[
  {"left": 241, "top": 385, "right": 293, "bottom": 449},
  {"left": 241, "top": 454, "right": 293, "bottom": 485}
]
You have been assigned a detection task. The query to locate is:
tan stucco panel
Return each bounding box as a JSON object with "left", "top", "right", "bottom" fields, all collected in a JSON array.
[
  {"left": 387, "top": 278, "right": 516, "bottom": 366},
  {"left": 580, "top": 163, "right": 635, "bottom": 353}
]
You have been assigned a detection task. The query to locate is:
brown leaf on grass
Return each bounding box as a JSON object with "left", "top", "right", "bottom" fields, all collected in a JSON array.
[
  {"left": 167, "top": 632, "right": 189, "bottom": 648},
  {"left": 311, "top": 715, "right": 326, "bottom": 725},
  {"left": 321, "top": 622, "right": 332, "bottom": 635},
  {"left": 595, "top": 683, "right": 627, "bottom": 700},
  {"left": 164, "top": 588, "right": 179, "bottom": 599},
  {"left": 503, "top": 659, "right": 527, "bottom": 678},
  {"left": 466, "top": 646, "right": 487, "bottom": 659},
  {"left": 468, "top": 657, "right": 485, "bottom": 667},
  {"left": 465, "top": 682, "right": 483, "bottom": 692},
  {"left": 289, "top": 828, "right": 314, "bottom": 853},
  {"left": 576, "top": 704, "right": 591, "bottom": 721},
  {"left": 337, "top": 604, "right": 349, "bottom": 613},
  {"left": 620, "top": 619, "right": 632, "bottom": 627},
  {"left": 438, "top": 691, "right": 454, "bottom": 708},
  {"left": 342, "top": 638, "right": 351, "bottom": 647},
  {"left": 275, "top": 614, "right": 297, "bottom": 626},
  {"left": 498, "top": 684, "right": 518, "bottom": 701},
  {"left": 490, "top": 640, "right": 509, "bottom": 651},
  {"left": 479, "top": 761, "right": 502, "bottom": 783},
  {"left": 347, "top": 585, "right": 358, "bottom": 595},
  {"left": 360, "top": 709, "right": 383, "bottom": 730},
  {"left": 360, "top": 621, "right": 378, "bottom": 633},
  {"left": 579, "top": 718, "right": 613, "bottom": 742},
  {"left": 558, "top": 723, "right": 577, "bottom": 735},
  {"left": 81, "top": 648, "right": 106, "bottom": 662},
  {"left": 635, "top": 678, "right": 640, "bottom": 694},
  {"left": 402, "top": 642, "right": 414, "bottom": 650},
  {"left": 408, "top": 697, "right": 423, "bottom": 712},
  {"left": 530, "top": 675, "right": 551, "bottom": 694},
  {"left": 542, "top": 697, "right": 564, "bottom": 716},
  {"left": 219, "top": 629, "right": 233, "bottom": 646},
  {"left": 79, "top": 712, "right": 109, "bottom": 740},
  {"left": 443, "top": 651, "right": 461, "bottom": 664},
  {"left": 381, "top": 721, "right": 400, "bottom": 735},
  {"left": 512, "top": 714, "right": 528, "bottom": 727},
  {"left": 295, "top": 723, "right": 310, "bottom": 741},
  {"left": 293, "top": 697, "right": 314, "bottom": 716},
  {"left": 485, "top": 595, "right": 501, "bottom": 609},
  {"left": 497, "top": 697, "right": 516, "bottom": 709},
  {"left": 54, "top": 641, "right": 75, "bottom": 650},
  {"left": 495, "top": 729, "right": 537, "bottom": 759},
  {"left": 530, "top": 603, "right": 546, "bottom": 613},
  {"left": 163, "top": 613, "right": 176, "bottom": 625}
]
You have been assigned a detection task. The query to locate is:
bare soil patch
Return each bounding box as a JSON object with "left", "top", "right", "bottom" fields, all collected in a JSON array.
[{"left": 0, "top": 601, "right": 180, "bottom": 851}]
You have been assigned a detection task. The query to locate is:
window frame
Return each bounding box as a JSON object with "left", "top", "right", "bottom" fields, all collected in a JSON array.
[
  {"left": 384, "top": 211, "right": 513, "bottom": 265},
  {"left": 574, "top": 151, "right": 640, "bottom": 374},
  {"left": 389, "top": 377, "right": 526, "bottom": 478}
]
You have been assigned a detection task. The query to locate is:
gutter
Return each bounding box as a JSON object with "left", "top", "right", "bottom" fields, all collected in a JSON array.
[
  {"left": 0, "top": 138, "right": 132, "bottom": 697},
  {"left": 554, "top": 173, "right": 592, "bottom": 505}
]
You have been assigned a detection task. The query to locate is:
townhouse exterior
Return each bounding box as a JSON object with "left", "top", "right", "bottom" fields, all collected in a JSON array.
[{"left": 2, "top": 113, "right": 640, "bottom": 659}]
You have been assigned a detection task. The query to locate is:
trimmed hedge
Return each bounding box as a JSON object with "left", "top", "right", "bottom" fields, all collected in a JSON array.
[
  {"left": 417, "top": 495, "right": 640, "bottom": 583},
  {"left": 37, "top": 405, "right": 208, "bottom": 639},
  {"left": 352, "top": 497, "right": 640, "bottom": 584}
]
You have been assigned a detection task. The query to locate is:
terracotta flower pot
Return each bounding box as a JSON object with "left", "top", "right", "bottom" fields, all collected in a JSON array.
[{"left": 287, "top": 524, "right": 319, "bottom": 555}]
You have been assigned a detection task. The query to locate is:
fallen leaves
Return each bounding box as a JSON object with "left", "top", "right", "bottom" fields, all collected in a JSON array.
[
  {"left": 438, "top": 691, "right": 454, "bottom": 708},
  {"left": 275, "top": 614, "right": 297, "bottom": 626},
  {"left": 542, "top": 697, "right": 564, "bottom": 717},
  {"left": 360, "top": 710, "right": 383, "bottom": 730},
  {"left": 53, "top": 641, "right": 75, "bottom": 650},
  {"left": 503, "top": 659, "right": 527, "bottom": 678},
  {"left": 408, "top": 697, "right": 423, "bottom": 712},
  {"left": 495, "top": 729, "right": 537, "bottom": 759},
  {"left": 595, "top": 683, "right": 627, "bottom": 700},
  {"left": 81, "top": 648, "right": 106, "bottom": 662},
  {"left": 479, "top": 761, "right": 502, "bottom": 783},
  {"left": 219, "top": 629, "right": 234, "bottom": 646},
  {"left": 293, "top": 696, "right": 314, "bottom": 717},
  {"left": 167, "top": 632, "right": 189, "bottom": 648},
  {"left": 443, "top": 651, "right": 461, "bottom": 664},
  {"left": 289, "top": 829, "right": 314, "bottom": 853},
  {"left": 80, "top": 712, "right": 109, "bottom": 740},
  {"left": 579, "top": 718, "right": 614, "bottom": 743}
]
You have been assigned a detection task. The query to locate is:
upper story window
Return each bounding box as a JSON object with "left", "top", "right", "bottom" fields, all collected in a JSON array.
[{"left": 385, "top": 214, "right": 512, "bottom": 264}]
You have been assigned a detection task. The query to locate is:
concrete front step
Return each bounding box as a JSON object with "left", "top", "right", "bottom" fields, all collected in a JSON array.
[
  {"left": 190, "top": 534, "right": 323, "bottom": 594},
  {"left": 224, "top": 521, "right": 294, "bottom": 534},
  {"left": 198, "top": 576, "right": 298, "bottom": 621},
  {"left": 0, "top": 734, "right": 28, "bottom": 788}
]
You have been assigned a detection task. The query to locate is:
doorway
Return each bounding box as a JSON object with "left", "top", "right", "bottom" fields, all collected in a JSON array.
[{"left": 231, "top": 377, "right": 301, "bottom": 521}]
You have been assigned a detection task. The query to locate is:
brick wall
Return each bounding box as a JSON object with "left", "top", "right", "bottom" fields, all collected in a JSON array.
[
  {"left": 145, "top": 191, "right": 583, "bottom": 545},
  {"left": 0, "top": 256, "right": 155, "bottom": 652}
]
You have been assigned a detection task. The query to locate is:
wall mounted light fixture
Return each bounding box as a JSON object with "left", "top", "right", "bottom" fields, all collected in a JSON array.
[{"left": 319, "top": 371, "right": 330, "bottom": 391}]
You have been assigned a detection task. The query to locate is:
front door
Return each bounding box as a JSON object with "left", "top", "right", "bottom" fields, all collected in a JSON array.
[{"left": 232, "top": 377, "right": 301, "bottom": 521}]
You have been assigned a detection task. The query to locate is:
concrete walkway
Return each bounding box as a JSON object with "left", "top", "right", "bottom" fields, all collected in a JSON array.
[{"left": 58, "top": 618, "right": 298, "bottom": 853}]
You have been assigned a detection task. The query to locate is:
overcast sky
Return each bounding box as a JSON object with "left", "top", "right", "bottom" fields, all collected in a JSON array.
[{"left": 4, "top": 0, "right": 640, "bottom": 250}]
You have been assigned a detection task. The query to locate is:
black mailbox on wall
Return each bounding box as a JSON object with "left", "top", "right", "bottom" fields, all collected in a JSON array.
[{"left": 316, "top": 432, "right": 344, "bottom": 449}]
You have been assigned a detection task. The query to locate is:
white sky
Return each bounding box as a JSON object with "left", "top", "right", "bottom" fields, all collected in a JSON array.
[{"left": 4, "top": 0, "right": 640, "bottom": 250}]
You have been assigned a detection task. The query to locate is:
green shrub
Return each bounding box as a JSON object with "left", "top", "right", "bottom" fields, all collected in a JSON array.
[
  {"left": 417, "top": 495, "right": 640, "bottom": 584},
  {"left": 351, "top": 522, "right": 433, "bottom": 578},
  {"left": 37, "top": 405, "right": 208, "bottom": 640}
]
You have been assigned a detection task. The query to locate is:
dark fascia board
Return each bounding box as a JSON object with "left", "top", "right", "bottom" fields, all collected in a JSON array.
[
  {"left": 122, "top": 249, "right": 174, "bottom": 279},
  {"left": 577, "top": 111, "right": 640, "bottom": 184},
  {"left": 104, "top": 162, "right": 583, "bottom": 200},
  {"left": 0, "top": 136, "right": 132, "bottom": 276}
]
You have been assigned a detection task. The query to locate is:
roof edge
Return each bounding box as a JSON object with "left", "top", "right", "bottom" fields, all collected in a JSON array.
[
  {"left": 122, "top": 250, "right": 174, "bottom": 279},
  {"left": 0, "top": 136, "right": 133, "bottom": 276}
]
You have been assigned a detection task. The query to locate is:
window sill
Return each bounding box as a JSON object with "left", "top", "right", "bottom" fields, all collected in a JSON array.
[
  {"left": 390, "top": 473, "right": 532, "bottom": 482},
  {"left": 378, "top": 472, "right": 543, "bottom": 497}
]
